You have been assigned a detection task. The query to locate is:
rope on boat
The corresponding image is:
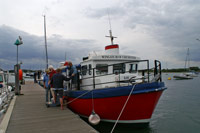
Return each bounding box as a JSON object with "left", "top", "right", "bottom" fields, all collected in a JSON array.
[
  {"left": 66, "top": 89, "right": 93, "bottom": 105},
  {"left": 91, "top": 89, "right": 95, "bottom": 111},
  {"left": 110, "top": 83, "right": 137, "bottom": 133}
]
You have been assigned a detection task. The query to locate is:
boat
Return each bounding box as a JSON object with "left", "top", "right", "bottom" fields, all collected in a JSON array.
[
  {"left": 184, "top": 71, "right": 198, "bottom": 77},
  {"left": 173, "top": 48, "right": 196, "bottom": 80},
  {"left": 24, "top": 72, "right": 34, "bottom": 78},
  {"left": 173, "top": 73, "right": 193, "bottom": 80},
  {"left": 0, "top": 70, "right": 14, "bottom": 113},
  {"left": 62, "top": 30, "right": 167, "bottom": 126}
]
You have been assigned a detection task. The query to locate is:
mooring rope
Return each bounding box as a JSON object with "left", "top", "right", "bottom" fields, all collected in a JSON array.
[
  {"left": 110, "top": 83, "right": 137, "bottom": 133},
  {"left": 91, "top": 89, "right": 95, "bottom": 111},
  {"left": 66, "top": 89, "right": 93, "bottom": 105}
]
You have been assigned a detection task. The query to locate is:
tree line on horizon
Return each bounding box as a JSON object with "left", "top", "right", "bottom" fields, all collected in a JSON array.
[{"left": 162, "top": 66, "right": 200, "bottom": 72}]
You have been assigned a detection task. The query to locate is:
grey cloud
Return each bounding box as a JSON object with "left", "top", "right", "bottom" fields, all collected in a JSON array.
[
  {"left": 0, "top": 25, "right": 98, "bottom": 70},
  {"left": 84, "top": 0, "right": 200, "bottom": 64},
  {"left": 84, "top": 7, "right": 126, "bottom": 19}
]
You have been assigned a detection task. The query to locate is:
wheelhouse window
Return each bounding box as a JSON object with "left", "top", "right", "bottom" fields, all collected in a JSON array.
[
  {"left": 96, "top": 64, "right": 108, "bottom": 75},
  {"left": 0, "top": 75, "right": 3, "bottom": 82},
  {"left": 81, "top": 65, "right": 87, "bottom": 75},
  {"left": 129, "top": 64, "right": 138, "bottom": 73},
  {"left": 88, "top": 64, "right": 92, "bottom": 75},
  {"left": 113, "top": 63, "right": 125, "bottom": 74}
]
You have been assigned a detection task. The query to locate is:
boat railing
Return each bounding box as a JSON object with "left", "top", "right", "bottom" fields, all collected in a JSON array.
[
  {"left": 77, "top": 60, "right": 162, "bottom": 89},
  {"left": 154, "top": 60, "right": 162, "bottom": 82}
]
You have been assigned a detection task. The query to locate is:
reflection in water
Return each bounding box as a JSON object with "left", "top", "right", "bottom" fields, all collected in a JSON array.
[{"left": 81, "top": 117, "right": 154, "bottom": 133}]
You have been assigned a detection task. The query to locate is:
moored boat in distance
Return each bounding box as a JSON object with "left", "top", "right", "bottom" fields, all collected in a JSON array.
[
  {"left": 174, "top": 48, "right": 198, "bottom": 80},
  {"left": 173, "top": 73, "right": 193, "bottom": 80},
  {"left": 62, "top": 30, "right": 167, "bottom": 126}
]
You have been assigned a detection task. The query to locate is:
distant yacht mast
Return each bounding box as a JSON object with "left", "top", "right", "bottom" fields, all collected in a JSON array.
[
  {"left": 184, "top": 48, "right": 190, "bottom": 70},
  {"left": 105, "top": 11, "right": 117, "bottom": 45},
  {"left": 43, "top": 15, "right": 48, "bottom": 69}
]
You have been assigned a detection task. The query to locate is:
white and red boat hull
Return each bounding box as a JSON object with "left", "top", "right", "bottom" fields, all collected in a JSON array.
[{"left": 67, "top": 82, "right": 166, "bottom": 124}]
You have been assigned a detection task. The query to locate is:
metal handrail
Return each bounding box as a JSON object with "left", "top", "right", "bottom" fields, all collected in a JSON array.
[{"left": 78, "top": 60, "right": 156, "bottom": 89}]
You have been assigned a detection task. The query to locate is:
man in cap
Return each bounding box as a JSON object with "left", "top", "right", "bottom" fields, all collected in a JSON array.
[
  {"left": 68, "top": 62, "right": 78, "bottom": 90},
  {"left": 50, "top": 68, "right": 70, "bottom": 110},
  {"left": 48, "top": 65, "right": 56, "bottom": 101}
]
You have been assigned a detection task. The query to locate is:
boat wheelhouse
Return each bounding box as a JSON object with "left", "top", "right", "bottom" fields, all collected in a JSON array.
[{"left": 80, "top": 44, "right": 144, "bottom": 90}]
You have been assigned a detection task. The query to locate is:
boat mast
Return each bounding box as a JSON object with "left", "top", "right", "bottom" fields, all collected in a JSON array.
[
  {"left": 105, "top": 11, "right": 117, "bottom": 45},
  {"left": 184, "top": 48, "right": 190, "bottom": 71},
  {"left": 43, "top": 15, "right": 48, "bottom": 69}
]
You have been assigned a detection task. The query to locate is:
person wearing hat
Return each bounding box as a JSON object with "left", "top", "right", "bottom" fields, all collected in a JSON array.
[
  {"left": 68, "top": 62, "right": 78, "bottom": 90},
  {"left": 48, "top": 65, "right": 56, "bottom": 102},
  {"left": 43, "top": 69, "right": 52, "bottom": 103},
  {"left": 49, "top": 68, "right": 70, "bottom": 110}
]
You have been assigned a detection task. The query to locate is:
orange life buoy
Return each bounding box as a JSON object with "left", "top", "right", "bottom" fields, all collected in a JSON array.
[{"left": 19, "top": 69, "right": 23, "bottom": 80}]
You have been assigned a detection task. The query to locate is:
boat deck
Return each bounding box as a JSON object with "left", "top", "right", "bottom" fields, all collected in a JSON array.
[{"left": 1, "top": 81, "right": 96, "bottom": 133}]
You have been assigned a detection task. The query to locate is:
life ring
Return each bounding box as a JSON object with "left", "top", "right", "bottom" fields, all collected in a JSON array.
[{"left": 19, "top": 69, "right": 23, "bottom": 80}]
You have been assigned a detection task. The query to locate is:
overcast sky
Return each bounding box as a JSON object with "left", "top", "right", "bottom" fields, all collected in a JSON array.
[{"left": 0, "top": 0, "right": 200, "bottom": 70}]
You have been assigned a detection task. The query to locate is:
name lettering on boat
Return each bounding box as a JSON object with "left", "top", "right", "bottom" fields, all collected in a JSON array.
[
  {"left": 124, "top": 76, "right": 129, "bottom": 80},
  {"left": 101, "top": 55, "right": 136, "bottom": 59}
]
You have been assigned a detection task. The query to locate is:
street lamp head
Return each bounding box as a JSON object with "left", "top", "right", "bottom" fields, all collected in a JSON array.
[{"left": 196, "top": 38, "right": 200, "bottom": 41}]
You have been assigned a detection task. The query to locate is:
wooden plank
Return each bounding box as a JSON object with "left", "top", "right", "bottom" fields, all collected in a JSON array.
[{"left": 5, "top": 81, "right": 97, "bottom": 133}]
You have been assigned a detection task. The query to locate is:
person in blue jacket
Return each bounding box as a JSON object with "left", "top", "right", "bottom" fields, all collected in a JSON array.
[
  {"left": 68, "top": 62, "right": 78, "bottom": 90},
  {"left": 43, "top": 69, "right": 51, "bottom": 103}
]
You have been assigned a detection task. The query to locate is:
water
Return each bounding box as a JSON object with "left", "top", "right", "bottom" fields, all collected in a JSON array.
[
  {"left": 85, "top": 73, "right": 200, "bottom": 133},
  {"left": 150, "top": 73, "right": 200, "bottom": 133}
]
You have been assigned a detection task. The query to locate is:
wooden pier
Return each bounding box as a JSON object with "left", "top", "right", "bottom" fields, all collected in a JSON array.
[{"left": 0, "top": 81, "right": 97, "bottom": 133}]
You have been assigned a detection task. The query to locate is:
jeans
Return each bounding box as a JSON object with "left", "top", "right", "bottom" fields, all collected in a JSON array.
[{"left": 45, "top": 86, "right": 52, "bottom": 102}]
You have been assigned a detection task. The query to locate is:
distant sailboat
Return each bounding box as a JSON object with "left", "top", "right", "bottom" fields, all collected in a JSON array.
[{"left": 173, "top": 48, "right": 193, "bottom": 80}]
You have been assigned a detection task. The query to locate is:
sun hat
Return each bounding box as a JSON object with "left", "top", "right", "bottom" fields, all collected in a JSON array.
[{"left": 48, "top": 65, "right": 54, "bottom": 69}]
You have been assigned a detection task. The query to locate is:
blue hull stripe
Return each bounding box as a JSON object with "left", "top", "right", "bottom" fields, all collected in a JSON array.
[{"left": 68, "top": 82, "right": 167, "bottom": 99}]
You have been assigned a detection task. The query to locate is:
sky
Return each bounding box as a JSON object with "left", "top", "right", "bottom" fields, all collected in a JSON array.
[{"left": 0, "top": 0, "right": 200, "bottom": 70}]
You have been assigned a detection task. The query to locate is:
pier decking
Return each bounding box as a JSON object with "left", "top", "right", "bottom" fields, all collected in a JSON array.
[{"left": 2, "top": 81, "right": 96, "bottom": 133}]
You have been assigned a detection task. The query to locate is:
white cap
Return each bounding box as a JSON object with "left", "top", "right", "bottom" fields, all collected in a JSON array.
[{"left": 48, "top": 65, "right": 54, "bottom": 69}]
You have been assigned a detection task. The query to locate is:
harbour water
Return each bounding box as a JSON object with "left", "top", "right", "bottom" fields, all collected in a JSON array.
[{"left": 86, "top": 73, "right": 200, "bottom": 133}]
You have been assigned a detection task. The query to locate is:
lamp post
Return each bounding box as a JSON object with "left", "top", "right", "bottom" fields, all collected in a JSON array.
[{"left": 14, "top": 36, "right": 23, "bottom": 95}]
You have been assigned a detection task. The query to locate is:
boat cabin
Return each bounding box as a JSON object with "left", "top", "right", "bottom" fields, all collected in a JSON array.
[{"left": 79, "top": 44, "right": 144, "bottom": 90}]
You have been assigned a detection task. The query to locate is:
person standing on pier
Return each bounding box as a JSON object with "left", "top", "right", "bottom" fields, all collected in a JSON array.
[
  {"left": 34, "top": 71, "right": 37, "bottom": 83},
  {"left": 43, "top": 69, "right": 52, "bottom": 104},
  {"left": 48, "top": 65, "right": 56, "bottom": 101},
  {"left": 68, "top": 62, "right": 78, "bottom": 90},
  {"left": 50, "top": 68, "right": 70, "bottom": 110}
]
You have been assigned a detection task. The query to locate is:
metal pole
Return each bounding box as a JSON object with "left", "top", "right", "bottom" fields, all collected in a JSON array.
[
  {"left": 147, "top": 60, "right": 149, "bottom": 82},
  {"left": 93, "top": 68, "right": 95, "bottom": 89},
  {"left": 44, "top": 15, "right": 48, "bottom": 69},
  {"left": 17, "top": 45, "right": 18, "bottom": 65}
]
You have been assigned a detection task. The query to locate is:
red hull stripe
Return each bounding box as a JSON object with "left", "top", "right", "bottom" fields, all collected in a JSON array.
[
  {"left": 105, "top": 44, "right": 119, "bottom": 50},
  {"left": 68, "top": 91, "right": 164, "bottom": 123}
]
